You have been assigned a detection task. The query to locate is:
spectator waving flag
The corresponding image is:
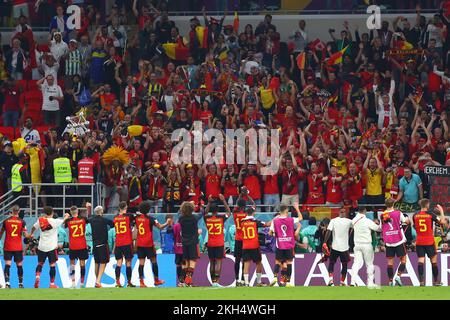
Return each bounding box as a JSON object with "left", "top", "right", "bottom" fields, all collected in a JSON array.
[
  {"left": 162, "top": 38, "right": 190, "bottom": 61},
  {"left": 400, "top": 40, "right": 413, "bottom": 50},
  {"left": 326, "top": 45, "right": 349, "bottom": 65}
]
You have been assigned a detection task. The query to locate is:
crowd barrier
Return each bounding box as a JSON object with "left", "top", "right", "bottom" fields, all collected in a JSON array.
[{"left": 1, "top": 253, "right": 449, "bottom": 288}]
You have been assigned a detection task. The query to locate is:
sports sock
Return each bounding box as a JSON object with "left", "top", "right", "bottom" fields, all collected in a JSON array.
[
  {"left": 36, "top": 263, "right": 43, "bottom": 275},
  {"left": 176, "top": 266, "right": 183, "bottom": 281},
  {"left": 234, "top": 260, "right": 240, "bottom": 280},
  {"left": 286, "top": 264, "right": 293, "bottom": 281},
  {"left": 80, "top": 266, "right": 86, "bottom": 283},
  {"left": 243, "top": 274, "right": 249, "bottom": 285},
  {"left": 256, "top": 273, "right": 261, "bottom": 284},
  {"left": 180, "top": 268, "right": 186, "bottom": 283},
  {"left": 341, "top": 263, "right": 348, "bottom": 282},
  {"left": 4, "top": 265, "right": 10, "bottom": 282},
  {"left": 281, "top": 268, "right": 287, "bottom": 281},
  {"left": 138, "top": 265, "right": 145, "bottom": 279},
  {"left": 328, "top": 261, "right": 335, "bottom": 275},
  {"left": 387, "top": 266, "right": 394, "bottom": 281},
  {"left": 397, "top": 263, "right": 406, "bottom": 275},
  {"left": 17, "top": 266, "right": 23, "bottom": 283},
  {"left": 418, "top": 263, "right": 424, "bottom": 283},
  {"left": 273, "top": 264, "right": 280, "bottom": 277},
  {"left": 151, "top": 262, "right": 159, "bottom": 279},
  {"left": 432, "top": 263, "right": 439, "bottom": 282},
  {"left": 49, "top": 266, "right": 56, "bottom": 283},
  {"left": 126, "top": 266, "right": 132, "bottom": 282},
  {"left": 115, "top": 266, "right": 121, "bottom": 281},
  {"left": 210, "top": 260, "right": 216, "bottom": 281},
  {"left": 70, "top": 264, "right": 75, "bottom": 281}
]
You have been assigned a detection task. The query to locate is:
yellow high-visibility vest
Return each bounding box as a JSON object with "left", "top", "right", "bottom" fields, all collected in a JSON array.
[
  {"left": 11, "top": 163, "right": 23, "bottom": 192},
  {"left": 53, "top": 157, "right": 72, "bottom": 183}
]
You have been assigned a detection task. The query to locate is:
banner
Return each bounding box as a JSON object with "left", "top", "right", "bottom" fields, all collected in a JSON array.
[{"left": 1, "top": 253, "right": 449, "bottom": 288}]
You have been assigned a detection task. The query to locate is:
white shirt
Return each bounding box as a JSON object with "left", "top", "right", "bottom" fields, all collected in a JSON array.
[
  {"left": 21, "top": 128, "right": 41, "bottom": 144},
  {"left": 327, "top": 217, "right": 352, "bottom": 252},
  {"left": 352, "top": 213, "right": 381, "bottom": 245},
  {"left": 33, "top": 217, "right": 65, "bottom": 252},
  {"left": 42, "top": 62, "right": 59, "bottom": 81},
  {"left": 50, "top": 40, "right": 68, "bottom": 62},
  {"left": 41, "top": 82, "right": 63, "bottom": 111}
]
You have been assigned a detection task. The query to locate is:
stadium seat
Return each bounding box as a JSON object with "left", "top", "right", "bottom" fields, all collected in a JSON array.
[
  {"left": 22, "top": 90, "right": 43, "bottom": 107},
  {"left": 15, "top": 79, "right": 28, "bottom": 91},
  {"left": 24, "top": 110, "right": 44, "bottom": 126},
  {"left": 27, "top": 80, "right": 39, "bottom": 91}
]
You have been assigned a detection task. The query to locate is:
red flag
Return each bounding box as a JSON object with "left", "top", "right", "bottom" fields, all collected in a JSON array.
[
  {"left": 204, "top": 72, "right": 213, "bottom": 91},
  {"left": 326, "top": 45, "right": 349, "bottom": 66},
  {"left": 233, "top": 12, "right": 239, "bottom": 34},
  {"left": 150, "top": 97, "right": 158, "bottom": 113},
  {"left": 296, "top": 51, "right": 306, "bottom": 70},
  {"left": 269, "top": 76, "right": 280, "bottom": 90}
]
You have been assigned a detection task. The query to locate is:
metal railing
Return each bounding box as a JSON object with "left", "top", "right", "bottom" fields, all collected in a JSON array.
[{"left": 0, "top": 183, "right": 95, "bottom": 217}]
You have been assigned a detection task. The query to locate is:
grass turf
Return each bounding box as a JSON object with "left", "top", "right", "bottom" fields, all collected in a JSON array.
[{"left": 0, "top": 286, "right": 448, "bottom": 300}]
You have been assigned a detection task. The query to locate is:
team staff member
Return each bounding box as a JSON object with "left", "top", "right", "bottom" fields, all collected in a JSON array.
[
  {"left": 11, "top": 153, "right": 31, "bottom": 216},
  {"left": 241, "top": 207, "right": 268, "bottom": 287},
  {"left": 0, "top": 205, "right": 29, "bottom": 288},
  {"left": 29, "top": 206, "right": 70, "bottom": 288},
  {"left": 113, "top": 201, "right": 136, "bottom": 287},
  {"left": 178, "top": 201, "right": 202, "bottom": 287},
  {"left": 413, "top": 199, "right": 445, "bottom": 286},
  {"left": 204, "top": 194, "right": 232, "bottom": 286},
  {"left": 64, "top": 204, "right": 91, "bottom": 288},
  {"left": 89, "top": 205, "right": 115, "bottom": 288},
  {"left": 269, "top": 205, "right": 301, "bottom": 287},
  {"left": 77, "top": 149, "right": 97, "bottom": 205},
  {"left": 323, "top": 208, "right": 353, "bottom": 286},
  {"left": 135, "top": 201, "right": 171, "bottom": 287},
  {"left": 166, "top": 221, "right": 185, "bottom": 287},
  {"left": 53, "top": 148, "right": 74, "bottom": 209},
  {"left": 381, "top": 198, "right": 410, "bottom": 286}
]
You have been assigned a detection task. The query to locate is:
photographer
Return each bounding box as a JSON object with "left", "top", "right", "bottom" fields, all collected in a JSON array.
[{"left": 37, "top": 74, "right": 64, "bottom": 127}]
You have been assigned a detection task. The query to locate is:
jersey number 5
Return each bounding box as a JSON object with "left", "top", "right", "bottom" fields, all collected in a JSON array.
[
  {"left": 418, "top": 219, "right": 427, "bottom": 232},
  {"left": 115, "top": 221, "right": 127, "bottom": 234}
]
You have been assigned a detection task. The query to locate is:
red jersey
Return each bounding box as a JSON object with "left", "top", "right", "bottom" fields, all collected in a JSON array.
[
  {"left": 78, "top": 157, "right": 95, "bottom": 183},
  {"left": 241, "top": 217, "right": 263, "bottom": 249},
  {"left": 2, "top": 216, "right": 26, "bottom": 251},
  {"left": 135, "top": 214, "right": 156, "bottom": 248},
  {"left": 413, "top": 211, "right": 439, "bottom": 246},
  {"left": 281, "top": 169, "right": 300, "bottom": 195},
  {"left": 243, "top": 174, "right": 261, "bottom": 200},
  {"left": 65, "top": 217, "right": 88, "bottom": 250},
  {"left": 264, "top": 174, "right": 279, "bottom": 195},
  {"left": 233, "top": 210, "right": 247, "bottom": 241},
  {"left": 204, "top": 214, "right": 226, "bottom": 247},
  {"left": 114, "top": 214, "right": 134, "bottom": 247}
]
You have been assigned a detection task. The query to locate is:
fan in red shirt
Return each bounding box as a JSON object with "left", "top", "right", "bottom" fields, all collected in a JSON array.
[
  {"left": 0, "top": 205, "right": 28, "bottom": 288},
  {"left": 181, "top": 164, "right": 201, "bottom": 204},
  {"left": 344, "top": 163, "right": 363, "bottom": 208},
  {"left": 323, "top": 166, "right": 344, "bottom": 205},
  {"left": 306, "top": 162, "right": 325, "bottom": 206},
  {"left": 202, "top": 164, "right": 221, "bottom": 199},
  {"left": 113, "top": 201, "right": 136, "bottom": 288},
  {"left": 135, "top": 201, "right": 171, "bottom": 287},
  {"left": 204, "top": 194, "right": 232, "bottom": 286},
  {"left": 221, "top": 165, "right": 239, "bottom": 202},
  {"left": 413, "top": 200, "right": 446, "bottom": 286},
  {"left": 64, "top": 205, "right": 90, "bottom": 288},
  {"left": 241, "top": 207, "right": 268, "bottom": 287},
  {"left": 240, "top": 164, "right": 262, "bottom": 204}
]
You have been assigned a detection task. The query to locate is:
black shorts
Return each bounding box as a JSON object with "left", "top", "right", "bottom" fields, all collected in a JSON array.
[
  {"left": 114, "top": 244, "right": 133, "bottom": 260},
  {"left": 3, "top": 251, "right": 23, "bottom": 263},
  {"left": 137, "top": 246, "right": 156, "bottom": 259},
  {"left": 329, "top": 249, "right": 350, "bottom": 263},
  {"left": 69, "top": 249, "right": 89, "bottom": 261},
  {"left": 93, "top": 245, "right": 110, "bottom": 264},
  {"left": 275, "top": 248, "right": 295, "bottom": 262},
  {"left": 175, "top": 253, "right": 184, "bottom": 266},
  {"left": 182, "top": 243, "right": 199, "bottom": 261},
  {"left": 386, "top": 243, "right": 407, "bottom": 258},
  {"left": 37, "top": 249, "right": 58, "bottom": 264},
  {"left": 416, "top": 244, "right": 437, "bottom": 258},
  {"left": 207, "top": 246, "right": 224, "bottom": 260},
  {"left": 234, "top": 240, "right": 243, "bottom": 259},
  {"left": 242, "top": 248, "right": 262, "bottom": 263}
]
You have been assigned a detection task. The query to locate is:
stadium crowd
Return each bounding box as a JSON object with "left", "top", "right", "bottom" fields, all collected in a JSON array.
[{"left": 0, "top": 0, "right": 450, "bottom": 259}]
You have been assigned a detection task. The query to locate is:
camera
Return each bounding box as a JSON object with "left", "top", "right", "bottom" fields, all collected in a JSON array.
[{"left": 49, "top": 96, "right": 54, "bottom": 101}]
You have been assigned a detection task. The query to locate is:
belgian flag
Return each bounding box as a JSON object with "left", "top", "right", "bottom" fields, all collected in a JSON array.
[
  {"left": 296, "top": 51, "right": 306, "bottom": 70},
  {"left": 195, "top": 26, "right": 209, "bottom": 49},
  {"left": 326, "top": 45, "right": 349, "bottom": 66},
  {"left": 162, "top": 38, "right": 190, "bottom": 61}
]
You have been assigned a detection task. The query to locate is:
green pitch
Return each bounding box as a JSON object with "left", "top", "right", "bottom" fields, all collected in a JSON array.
[{"left": 0, "top": 286, "right": 448, "bottom": 300}]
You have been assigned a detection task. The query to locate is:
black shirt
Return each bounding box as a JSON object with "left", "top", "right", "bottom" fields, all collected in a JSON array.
[
  {"left": 179, "top": 214, "right": 202, "bottom": 245},
  {"left": 89, "top": 215, "right": 114, "bottom": 246}
]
